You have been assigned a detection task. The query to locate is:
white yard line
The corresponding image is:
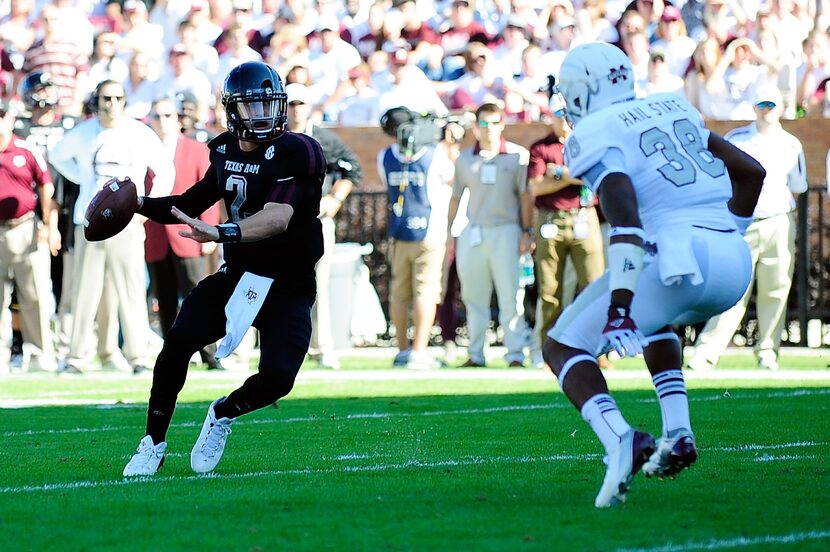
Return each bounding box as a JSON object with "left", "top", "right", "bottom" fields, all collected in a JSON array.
[
  {"left": 0, "top": 453, "right": 596, "bottom": 495},
  {"left": 4, "top": 388, "right": 830, "bottom": 436},
  {"left": 615, "top": 529, "right": 830, "bottom": 552}
]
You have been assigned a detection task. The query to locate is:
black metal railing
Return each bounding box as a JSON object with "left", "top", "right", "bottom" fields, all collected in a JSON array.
[{"left": 338, "top": 185, "right": 830, "bottom": 347}]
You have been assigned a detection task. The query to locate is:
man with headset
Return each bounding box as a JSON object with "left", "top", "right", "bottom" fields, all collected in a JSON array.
[{"left": 50, "top": 79, "right": 174, "bottom": 374}]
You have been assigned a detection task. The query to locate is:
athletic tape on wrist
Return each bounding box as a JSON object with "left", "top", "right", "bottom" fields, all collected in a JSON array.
[
  {"left": 608, "top": 241, "right": 644, "bottom": 293},
  {"left": 558, "top": 353, "right": 598, "bottom": 389}
]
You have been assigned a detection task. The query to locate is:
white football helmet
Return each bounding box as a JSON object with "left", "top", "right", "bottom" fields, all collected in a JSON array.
[{"left": 556, "top": 42, "right": 635, "bottom": 126}]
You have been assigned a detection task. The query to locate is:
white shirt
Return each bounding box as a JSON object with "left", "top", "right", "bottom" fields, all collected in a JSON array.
[
  {"left": 725, "top": 122, "right": 808, "bottom": 218},
  {"left": 49, "top": 116, "right": 174, "bottom": 225}
]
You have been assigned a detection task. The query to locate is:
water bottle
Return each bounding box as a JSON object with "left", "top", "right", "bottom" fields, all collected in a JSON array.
[{"left": 519, "top": 253, "right": 535, "bottom": 287}]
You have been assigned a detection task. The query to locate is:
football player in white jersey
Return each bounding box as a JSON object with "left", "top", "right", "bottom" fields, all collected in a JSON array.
[{"left": 541, "top": 42, "right": 766, "bottom": 508}]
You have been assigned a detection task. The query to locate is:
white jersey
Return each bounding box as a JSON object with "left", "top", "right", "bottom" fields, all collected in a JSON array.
[
  {"left": 564, "top": 93, "right": 737, "bottom": 286},
  {"left": 564, "top": 92, "right": 736, "bottom": 239}
]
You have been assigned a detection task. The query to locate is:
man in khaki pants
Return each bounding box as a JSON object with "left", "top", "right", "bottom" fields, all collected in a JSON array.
[
  {"left": 0, "top": 103, "right": 59, "bottom": 372},
  {"left": 688, "top": 84, "right": 807, "bottom": 371}
]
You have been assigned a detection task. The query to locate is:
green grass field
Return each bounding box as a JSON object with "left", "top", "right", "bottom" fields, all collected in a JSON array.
[{"left": 2, "top": 353, "right": 829, "bottom": 551}]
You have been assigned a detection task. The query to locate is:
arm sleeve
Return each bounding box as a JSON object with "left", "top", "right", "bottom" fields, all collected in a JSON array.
[
  {"left": 137, "top": 165, "right": 221, "bottom": 224},
  {"left": 48, "top": 128, "right": 84, "bottom": 185}
]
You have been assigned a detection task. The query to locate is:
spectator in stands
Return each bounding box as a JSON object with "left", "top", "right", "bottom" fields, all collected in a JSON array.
[
  {"left": 705, "top": 37, "right": 779, "bottom": 120},
  {"left": 526, "top": 99, "right": 604, "bottom": 369},
  {"left": 185, "top": 0, "right": 223, "bottom": 45},
  {"left": 650, "top": 5, "right": 696, "bottom": 78},
  {"left": 378, "top": 106, "right": 455, "bottom": 369},
  {"left": 119, "top": 0, "right": 165, "bottom": 64},
  {"left": 0, "top": 99, "right": 58, "bottom": 372},
  {"left": 175, "top": 90, "right": 216, "bottom": 143},
  {"left": 448, "top": 42, "right": 531, "bottom": 112},
  {"left": 439, "top": 0, "right": 489, "bottom": 59},
  {"left": 286, "top": 82, "right": 362, "bottom": 370},
  {"left": 307, "top": 15, "right": 362, "bottom": 101},
  {"left": 637, "top": 49, "right": 686, "bottom": 95},
  {"left": 574, "top": 0, "right": 619, "bottom": 44},
  {"left": 23, "top": 4, "right": 89, "bottom": 116},
  {"left": 214, "top": 22, "right": 262, "bottom": 89},
  {"left": 265, "top": 25, "right": 309, "bottom": 77},
  {"left": 491, "top": 14, "right": 531, "bottom": 78},
  {"left": 684, "top": 36, "right": 722, "bottom": 117},
  {"left": 0, "top": 0, "right": 36, "bottom": 54},
  {"left": 153, "top": 43, "right": 213, "bottom": 125},
  {"left": 353, "top": 1, "right": 387, "bottom": 60},
  {"left": 177, "top": 18, "right": 220, "bottom": 82},
  {"left": 50, "top": 79, "right": 174, "bottom": 374},
  {"left": 327, "top": 63, "right": 382, "bottom": 126},
  {"left": 86, "top": 32, "right": 129, "bottom": 97},
  {"left": 622, "top": 30, "right": 650, "bottom": 82},
  {"left": 212, "top": 0, "right": 259, "bottom": 56},
  {"left": 123, "top": 51, "right": 157, "bottom": 120},
  {"left": 797, "top": 31, "right": 830, "bottom": 114},
  {"left": 540, "top": 15, "right": 576, "bottom": 78},
  {"left": 612, "top": 8, "right": 644, "bottom": 50},
  {"left": 145, "top": 97, "right": 223, "bottom": 370},
  {"left": 397, "top": 0, "right": 440, "bottom": 56},
  {"left": 447, "top": 103, "right": 533, "bottom": 367},
  {"left": 688, "top": 85, "right": 807, "bottom": 372},
  {"left": 377, "top": 48, "right": 449, "bottom": 116},
  {"left": 509, "top": 44, "right": 552, "bottom": 121}
]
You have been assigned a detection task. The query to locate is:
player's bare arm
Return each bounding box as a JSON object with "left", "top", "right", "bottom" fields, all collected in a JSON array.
[
  {"left": 707, "top": 132, "right": 765, "bottom": 219},
  {"left": 171, "top": 202, "right": 294, "bottom": 243}
]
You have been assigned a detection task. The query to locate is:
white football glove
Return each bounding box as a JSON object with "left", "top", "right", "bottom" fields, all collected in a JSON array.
[{"left": 600, "top": 306, "right": 646, "bottom": 358}]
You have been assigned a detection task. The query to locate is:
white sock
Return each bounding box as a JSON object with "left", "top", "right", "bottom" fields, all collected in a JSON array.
[
  {"left": 652, "top": 369, "right": 691, "bottom": 437},
  {"left": 580, "top": 394, "right": 631, "bottom": 454}
]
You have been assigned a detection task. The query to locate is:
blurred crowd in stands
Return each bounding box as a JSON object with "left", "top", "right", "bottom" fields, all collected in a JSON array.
[{"left": 1, "top": 0, "right": 829, "bottom": 129}]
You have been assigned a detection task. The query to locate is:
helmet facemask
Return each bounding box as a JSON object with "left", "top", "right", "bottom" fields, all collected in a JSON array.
[{"left": 227, "top": 96, "right": 286, "bottom": 140}]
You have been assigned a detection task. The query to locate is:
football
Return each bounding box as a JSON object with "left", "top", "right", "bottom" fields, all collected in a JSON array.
[{"left": 83, "top": 177, "right": 138, "bottom": 242}]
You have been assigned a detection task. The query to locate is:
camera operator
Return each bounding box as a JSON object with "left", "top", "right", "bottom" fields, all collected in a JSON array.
[{"left": 378, "top": 107, "right": 457, "bottom": 370}]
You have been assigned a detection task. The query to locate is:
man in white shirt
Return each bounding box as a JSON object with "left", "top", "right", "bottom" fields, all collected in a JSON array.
[
  {"left": 50, "top": 80, "right": 174, "bottom": 374},
  {"left": 688, "top": 84, "right": 808, "bottom": 372}
]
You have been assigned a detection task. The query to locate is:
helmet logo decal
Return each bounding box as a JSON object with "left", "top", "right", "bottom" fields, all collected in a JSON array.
[{"left": 608, "top": 65, "right": 630, "bottom": 85}]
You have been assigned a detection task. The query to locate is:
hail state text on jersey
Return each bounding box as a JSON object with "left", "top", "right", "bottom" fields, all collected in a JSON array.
[
  {"left": 618, "top": 98, "right": 691, "bottom": 128},
  {"left": 224, "top": 160, "right": 260, "bottom": 174}
]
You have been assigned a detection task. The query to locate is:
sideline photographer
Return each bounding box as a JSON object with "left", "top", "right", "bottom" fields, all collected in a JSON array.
[{"left": 378, "top": 107, "right": 459, "bottom": 370}]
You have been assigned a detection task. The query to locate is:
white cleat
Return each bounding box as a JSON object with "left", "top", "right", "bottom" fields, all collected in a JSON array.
[
  {"left": 191, "top": 397, "right": 235, "bottom": 474},
  {"left": 595, "top": 429, "right": 655, "bottom": 508},
  {"left": 643, "top": 430, "right": 698, "bottom": 479},
  {"left": 123, "top": 435, "right": 167, "bottom": 477}
]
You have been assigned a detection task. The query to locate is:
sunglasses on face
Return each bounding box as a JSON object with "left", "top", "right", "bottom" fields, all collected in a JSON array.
[
  {"left": 101, "top": 95, "right": 125, "bottom": 102},
  {"left": 478, "top": 119, "right": 502, "bottom": 128},
  {"left": 756, "top": 101, "right": 777, "bottom": 109},
  {"left": 153, "top": 112, "right": 177, "bottom": 119}
]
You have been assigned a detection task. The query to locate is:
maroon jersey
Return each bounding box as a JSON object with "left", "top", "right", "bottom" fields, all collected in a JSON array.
[
  {"left": 138, "top": 131, "right": 325, "bottom": 298},
  {"left": 0, "top": 137, "right": 52, "bottom": 221},
  {"left": 528, "top": 133, "right": 581, "bottom": 211},
  {"left": 440, "top": 22, "right": 489, "bottom": 56},
  {"left": 401, "top": 25, "right": 440, "bottom": 49}
]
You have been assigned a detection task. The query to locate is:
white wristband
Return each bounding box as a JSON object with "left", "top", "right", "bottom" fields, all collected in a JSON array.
[{"left": 607, "top": 241, "right": 644, "bottom": 293}]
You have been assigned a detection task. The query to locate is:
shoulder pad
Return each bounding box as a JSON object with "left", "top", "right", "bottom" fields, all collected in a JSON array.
[{"left": 565, "top": 114, "right": 620, "bottom": 179}]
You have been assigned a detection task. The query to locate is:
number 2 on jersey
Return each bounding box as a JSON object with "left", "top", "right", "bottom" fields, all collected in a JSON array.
[
  {"left": 639, "top": 119, "right": 726, "bottom": 187},
  {"left": 225, "top": 175, "right": 248, "bottom": 221}
]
